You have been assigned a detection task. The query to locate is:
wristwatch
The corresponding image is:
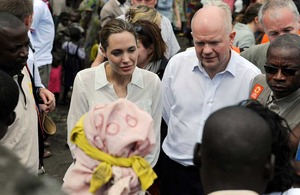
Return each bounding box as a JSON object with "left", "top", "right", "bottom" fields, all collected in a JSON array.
[{"left": 35, "top": 87, "right": 44, "bottom": 104}]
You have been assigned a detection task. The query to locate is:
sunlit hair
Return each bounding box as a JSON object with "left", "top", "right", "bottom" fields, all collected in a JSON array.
[
  {"left": 239, "top": 99, "right": 294, "bottom": 193},
  {"left": 258, "top": 0, "right": 299, "bottom": 27},
  {"left": 0, "top": 0, "right": 33, "bottom": 21},
  {"left": 100, "top": 18, "right": 137, "bottom": 52},
  {"left": 199, "top": 0, "right": 232, "bottom": 34},
  {"left": 132, "top": 20, "right": 166, "bottom": 62},
  {"left": 125, "top": 5, "right": 162, "bottom": 28}
]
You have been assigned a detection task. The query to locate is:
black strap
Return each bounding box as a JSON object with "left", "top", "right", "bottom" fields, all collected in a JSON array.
[
  {"left": 25, "top": 65, "right": 42, "bottom": 105},
  {"left": 17, "top": 73, "right": 26, "bottom": 105},
  {"left": 67, "top": 42, "right": 80, "bottom": 56}
]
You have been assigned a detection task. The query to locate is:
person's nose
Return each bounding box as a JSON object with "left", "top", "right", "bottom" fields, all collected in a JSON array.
[
  {"left": 202, "top": 44, "right": 213, "bottom": 54},
  {"left": 122, "top": 52, "right": 130, "bottom": 63},
  {"left": 273, "top": 69, "right": 287, "bottom": 81},
  {"left": 20, "top": 45, "right": 29, "bottom": 57}
]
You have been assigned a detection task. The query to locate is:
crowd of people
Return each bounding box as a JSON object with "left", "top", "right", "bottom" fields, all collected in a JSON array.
[{"left": 0, "top": 0, "right": 299, "bottom": 195}]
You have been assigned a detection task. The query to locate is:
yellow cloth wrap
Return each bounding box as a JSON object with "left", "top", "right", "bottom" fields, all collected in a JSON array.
[{"left": 70, "top": 115, "right": 157, "bottom": 193}]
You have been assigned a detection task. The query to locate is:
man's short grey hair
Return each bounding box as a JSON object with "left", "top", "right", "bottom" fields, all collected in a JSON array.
[
  {"left": 202, "top": 0, "right": 232, "bottom": 33},
  {"left": 258, "top": 0, "right": 299, "bottom": 27}
]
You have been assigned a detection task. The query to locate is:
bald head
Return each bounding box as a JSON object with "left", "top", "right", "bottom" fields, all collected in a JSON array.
[
  {"left": 192, "top": 1, "right": 232, "bottom": 35},
  {"left": 198, "top": 106, "right": 273, "bottom": 194},
  {"left": 202, "top": 106, "right": 271, "bottom": 165},
  {"left": 190, "top": 1, "right": 235, "bottom": 78}
]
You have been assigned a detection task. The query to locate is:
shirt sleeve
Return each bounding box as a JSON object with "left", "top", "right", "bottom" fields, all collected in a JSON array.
[
  {"left": 144, "top": 76, "right": 162, "bottom": 167},
  {"left": 161, "top": 61, "right": 174, "bottom": 124},
  {"left": 31, "top": 2, "right": 44, "bottom": 33},
  {"left": 33, "top": 64, "right": 44, "bottom": 88},
  {"left": 67, "top": 73, "right": 89, "bottom": 157},
  {"left": 78, "top": 48, "right": 86, "bottom": 60},
  {"left": 27, "top": 47, "right": 45, "bottom": 88}
]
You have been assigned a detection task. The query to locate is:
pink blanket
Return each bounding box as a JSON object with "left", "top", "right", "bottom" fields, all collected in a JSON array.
[{"left": 62, "top": 99, "right": 156, "bottom": 195}]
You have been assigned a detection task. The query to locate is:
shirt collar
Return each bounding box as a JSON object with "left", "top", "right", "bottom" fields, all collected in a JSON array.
[
  {"left": 94, "top": 62, "right": 144, "bottom": 90},
  {"left": 272, "top": 88, "right": 300, "bottom": 106},
  {"left": 130, "top": 66, "right": 144, "bottom": 89},
  {"left": 225, "top": 50, "right": 237, "bottom": 77},
  {"left": 95, "top": 62, "right": 109, "bottom": 90},
  {"left": 193, "top": 49, "right": 236, "bottom": 77}
]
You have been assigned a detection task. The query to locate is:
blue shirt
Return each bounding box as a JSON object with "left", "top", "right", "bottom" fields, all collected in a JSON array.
[
  {"left": 156, "top": 0, "right": 173, "bottom": 22},
  {"left": 162, "top": 49, "right": 261, "bottom": 166},
  {"left": 30, "top": 0, "right": 55, "bottom": 67}
]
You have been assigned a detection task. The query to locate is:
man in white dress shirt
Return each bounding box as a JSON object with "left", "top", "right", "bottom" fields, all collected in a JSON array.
[
  {"left": 30, "top": 0, "right": 55, "bottom": 87},
  {"left": 160, "top": 1, "right": 261, "bottom": 194}
]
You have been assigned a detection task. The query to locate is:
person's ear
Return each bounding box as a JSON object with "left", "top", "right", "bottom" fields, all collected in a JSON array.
[
  {"left": 100, "top": 46, "right": 107, "bottom": 58},
  {"left": 24, "top": 14, "right": 33, "bottom": 30},
  {"left": 229, "top": 31, "right": 236, "bottom": 44},
  {"left": 6, "top": 111, "right": 16, "bottom": 126},
  {"left": 254, "top": 16, "right": 259, "bottom": 24},
  {"left": 148, "top": 44, "right": 154, "bottom": 55},
  {"left": 193, "top": 143, "right": 202, "bottom": 167},
  {"left": 264, "top": 154, "right": 275, "bottom": 180}
]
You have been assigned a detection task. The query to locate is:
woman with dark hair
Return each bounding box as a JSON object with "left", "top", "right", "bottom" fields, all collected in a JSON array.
[
  {"left": 66, "top": 19, "right": 162, "bottom": 169},
  {"left": 132, "top": 20, "right": 167, "bottom": 80},
  {"left": 131, "top": 20, "right": 169, "bottom": 194},
  {"left": 233, "top": 3, "right": 264, "bottom": 51}
]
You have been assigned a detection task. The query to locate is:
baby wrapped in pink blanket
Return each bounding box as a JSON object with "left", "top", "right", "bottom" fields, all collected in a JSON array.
[{"left": 62, "top": 99, "right": 157, "bottom": 195}]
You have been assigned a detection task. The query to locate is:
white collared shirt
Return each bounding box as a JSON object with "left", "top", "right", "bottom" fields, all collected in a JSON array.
[
  {"left": 67, "top": 62, "right": 162, "bottom": 167},
  {"left": 162, "top": 49, "right": 261, "bottom": 166},
  {"left": 30, "top": 0, "right": 55, "bottom": 67},
  {"left": 27, "top": 32, "right": 44, "bottom": 88}
]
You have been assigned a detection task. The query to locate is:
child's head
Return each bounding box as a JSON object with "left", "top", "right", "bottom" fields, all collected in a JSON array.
[
  {"left": 69, "top": 26, "right": 82, "bottom": 42},
  {"left": 59, "top": 11, "right": 70, "bottom": 27},
  {"left": 0, "top": 70, "right": 19, "bottom": 139},
  {"left": 69, "top": 10, "right": 81, "bottom": 23}
]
